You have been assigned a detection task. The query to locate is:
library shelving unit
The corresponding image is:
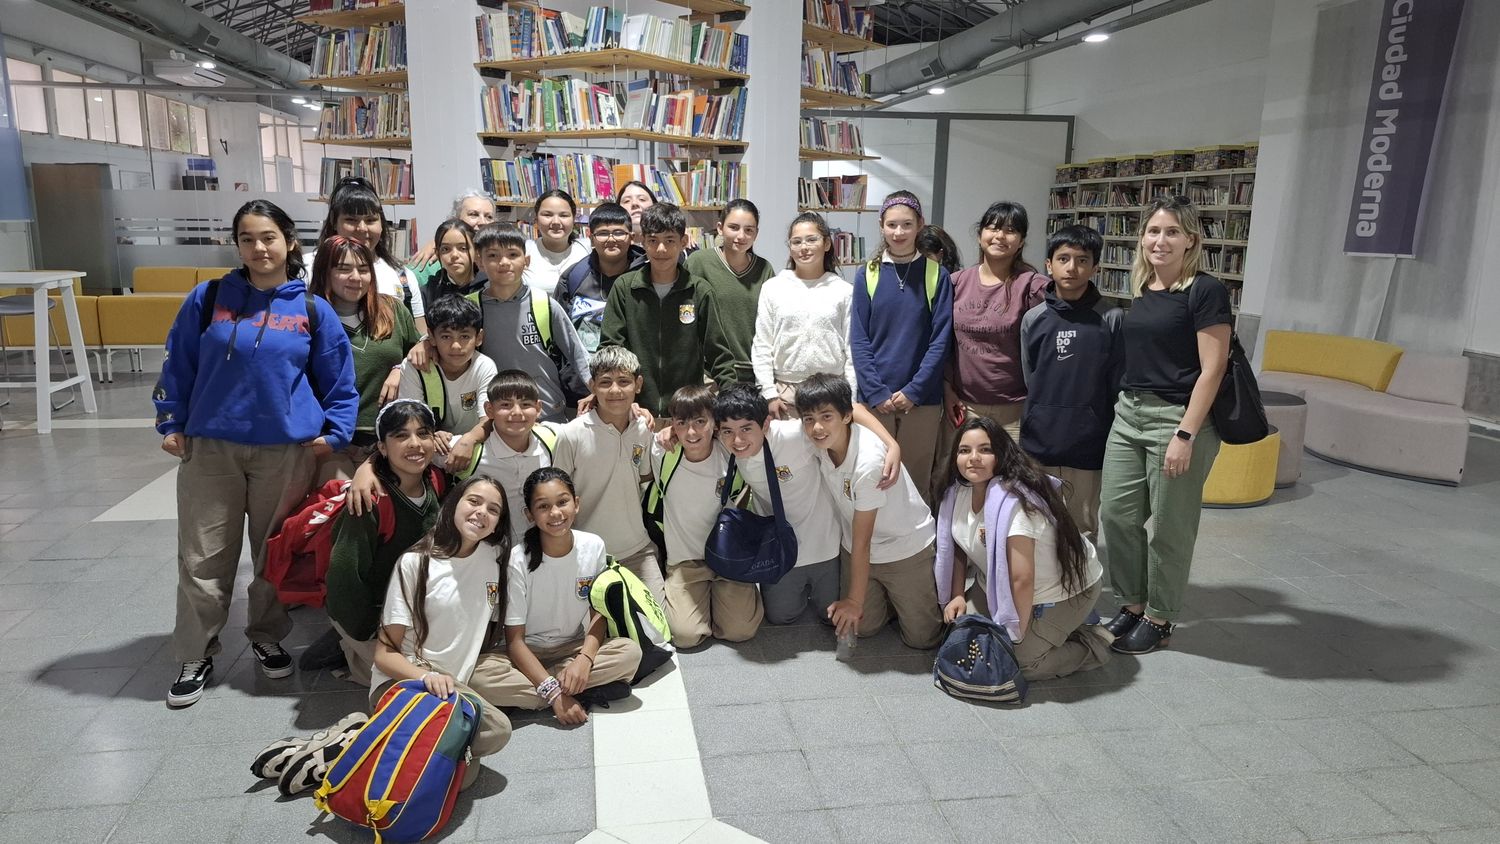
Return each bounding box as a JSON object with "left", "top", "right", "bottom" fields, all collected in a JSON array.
[
  {"left": 471, "top": 2, "right": 753, "bottom": 217},
  {"left": 1048, "top": 147, "right": 1256, "bottom": 313},
  {"left": 298, "top": 1, "right": 405, "bottom": 28}
]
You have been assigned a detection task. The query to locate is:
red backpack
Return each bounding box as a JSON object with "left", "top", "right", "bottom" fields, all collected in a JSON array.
[{"left": 265, "top": 469, "right": 447, "bottom": 608}]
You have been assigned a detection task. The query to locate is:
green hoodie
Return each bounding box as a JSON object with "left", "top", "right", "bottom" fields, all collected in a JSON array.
[{"left": 600, "top": 264, "right": 722, "bottom": 416}]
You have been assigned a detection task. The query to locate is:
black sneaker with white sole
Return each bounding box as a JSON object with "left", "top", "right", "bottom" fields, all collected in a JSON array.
[
  {"left": 252, "top": 642, "right": 295, "bottom": 679},
  {"left": 167, "top": 658, "right": 213, "bottom": 707}
]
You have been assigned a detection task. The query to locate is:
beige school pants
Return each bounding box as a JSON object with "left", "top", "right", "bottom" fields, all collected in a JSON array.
[
  {"left": 332, "top": 619, "right": 376, "bottom": 688},
  {"left": 1014, "top": 580, "right": 1113, "bottom": 681},
  {"left": 664, "top": 559, "right": 764, "bottom": 648},
  {"left": 173, "top": 438, "right": 316, "bottom": 663},
  {"left": 871, "top": 403, "right": 943, "bottom": 508},
  {"left": 617, "top": 544, "right": 666, "bottom": 609},
  {"left": 467, "top": 637, "right": 643, "bottom": 711},
  {"left": 841, "top": 544, "right": 945, "bottom": 649},
  {"left": 1041, "top": 465, "right": 1102, "bottom": 544},
  {"left": 371, "top": 677, "right": 513, "bottom": 790}
]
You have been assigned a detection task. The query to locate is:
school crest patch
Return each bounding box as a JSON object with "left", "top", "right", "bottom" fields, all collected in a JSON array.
[
  {"left": 632, "top": 445, "right": 644, "bottom": 467},
  {"left": 461, "top": 390, "right": 479, "bottom": 411},
  {"left": 843, "top": 478, "right": 852, "bottom": 500},
  {"left": 575, "top": 577, "right": 595, "bottom": 599},
  {"left": 775, "top": 465, "right": 792, "bottom": 481},
  {"left": 979, "top": 526, "right": 987, "bottom": 547},
  {"left": 678, "top": 303, "right": 696, "bottom": 324},
  {"left": 487, "top": 582, "right": 500, "bottom": 620},
  {"left": 715, "top": 478, "right": 725, "bottom": 495}
]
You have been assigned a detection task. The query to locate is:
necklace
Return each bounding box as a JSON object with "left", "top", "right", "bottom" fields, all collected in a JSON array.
[{"left": 889, "top": 251, "right": 919, "bottom": 290}]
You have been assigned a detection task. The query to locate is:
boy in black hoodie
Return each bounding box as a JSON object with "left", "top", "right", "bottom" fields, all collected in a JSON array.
[{"left": 1018, "top": 225, "right": 1123, "bottom": 542}]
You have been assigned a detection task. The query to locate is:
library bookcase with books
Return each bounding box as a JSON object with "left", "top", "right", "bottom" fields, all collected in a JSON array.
[
  {"left": 470, "top": 0, "right": 751, "bottom": 229},
  {"left": 1047, "top": 145, "right": 1257, "bottom": 313}
]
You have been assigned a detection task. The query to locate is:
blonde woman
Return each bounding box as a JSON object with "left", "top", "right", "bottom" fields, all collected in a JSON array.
[{"left": 1098, "top": 196, "right": 1231, "bottom": 655}]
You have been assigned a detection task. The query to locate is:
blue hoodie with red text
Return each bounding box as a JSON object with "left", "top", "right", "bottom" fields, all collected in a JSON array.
[{"left": 154, "top": 268, "right": 357, "bottom": 450}]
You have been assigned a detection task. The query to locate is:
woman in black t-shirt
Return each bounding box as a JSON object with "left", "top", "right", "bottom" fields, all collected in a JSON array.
[{"left": 1098, "top": 196, "right": 1232, "bottom": 655}]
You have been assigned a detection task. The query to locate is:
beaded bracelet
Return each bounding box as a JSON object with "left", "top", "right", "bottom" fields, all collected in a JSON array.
[{"left": 536, "top": 676, "right": 562, "bottom": 704}]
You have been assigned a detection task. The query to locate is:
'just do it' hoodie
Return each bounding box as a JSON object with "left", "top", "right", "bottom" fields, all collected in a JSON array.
[{"left": 154, "top": 268, "right": 358, "bottom": 450}]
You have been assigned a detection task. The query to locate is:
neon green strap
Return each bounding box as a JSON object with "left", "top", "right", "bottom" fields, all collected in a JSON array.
[
  {"left": 865, "top": 259, "right": 940, "bottom": 310},
  {"left": 418, "top": 366, "right": 446, "bottom": 424}
]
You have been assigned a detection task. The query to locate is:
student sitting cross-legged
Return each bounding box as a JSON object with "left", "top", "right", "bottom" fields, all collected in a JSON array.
[
  {"left": 397, "top": 294, "right": 498, "bottom": 467},
  {"left": 466, "top": 468, "right": 643, "bottom": 726},
  {"left": 372, "top": 474, "right": 514, "bottom": 791},
  {"left": 650, "top": 384, "right": 763, "bottom": 648},
  {"left": 797, "top": 374, "right": 945, "bottom": 650},
  {"left": 935, "top": 416, "right": 1113, "bottom": 680},
  {"left": 713, "top": 383, "right": 903, "bottom": 626}
]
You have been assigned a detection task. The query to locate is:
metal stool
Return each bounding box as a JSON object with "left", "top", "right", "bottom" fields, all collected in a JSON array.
[{"left": 0, "top": 294, "right": 78, "bottom": 411}]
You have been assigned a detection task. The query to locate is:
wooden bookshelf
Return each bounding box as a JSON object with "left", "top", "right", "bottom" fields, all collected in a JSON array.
[
  {"left": 799, "top": 147, "right": 878, "bottom": 162},
  {"left": 303, "top": 69, "right": 409, "bottom": 89},
  {"left": 493, "top": 199, "right": 726, "bottom": 213},
  {"left": 475, "top": 52, "right": 748, "bottom": 84},
  {"left": 312, "top": 135, "right": 412, "bottom": 149},
  {"left": 801, "top": 86, "right": 877, "bottom": 108},
  {"left": 297, "top": 2, "right": 405, "bottom": 28},
  {"left": 800, "top": 205, "right": 880, "bottom": 213},
  {"left": 315, "top": 196, "right": 414, "bottom": 205},
  {"left": 801, "top": 21, "right": 879, "bottom": 53},
  {"left": 658, "top": 0, "right": 751, "bottom": 13},
  {"left": 479, "top": 129, "right": 746, "bottom": 150}
]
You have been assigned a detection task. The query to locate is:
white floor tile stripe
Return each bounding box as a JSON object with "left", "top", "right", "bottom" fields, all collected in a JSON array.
[
  {"left": 4, "top": 417, "right": 156, "bottom": 430},
  {"left": 94, "top": 466, "right": 177, "bottom": 521},
  {"left": 584, "top": 654, "right": 765, "bottom": 843}
]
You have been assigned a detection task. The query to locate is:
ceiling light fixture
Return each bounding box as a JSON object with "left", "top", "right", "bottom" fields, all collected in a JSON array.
[
  {"left": 929, "top": 86, "right": 947, "bottom": 95},
  {"left": 197, "top": 60, "right": 217, "bottom": 69},
  {"left": 292, "top": 97, "right": 307, "bottom": 104},
  {"left": 1083, "top": 32, "right": 1110, "bottom": 43}
]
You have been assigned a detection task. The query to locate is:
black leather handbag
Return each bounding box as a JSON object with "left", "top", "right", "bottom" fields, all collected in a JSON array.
[{"left": 1211, "top": 330, "right": 1270, "bottom": 444}]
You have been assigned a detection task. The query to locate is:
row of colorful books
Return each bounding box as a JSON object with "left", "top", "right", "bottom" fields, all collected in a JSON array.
[
  {"left": 479, "top": 77, "right": 746, "bottom": 140},
  {"left": 799, "top": 117, "right": 864, "bottom": 155},
  {"left": 475, "top": 5, "right": 748, "bottom": 73},
  {"left": 478, "top": 153, "right": 746, "bottom": 208},
  {"left": 831, "top": 228, "right": 865, "bottom": 264},
  {"left": 310, "top": 23, "right": 406, "bottom": 77},
  {"left": 320, "top": 156, "right": 413, "bottom": 201},
  {"left": 315, "top": 93, "right": 409, "bottom": 141},
  {"left": 804, "top": 0, "right": 873, "bottom": 40},
  {"left": 798, "top": 175, "right": 868, "bottom": 210},
  {"left": 802, "top": 47, "right": 868, "bottom": 97},
  {"left": 307, "top": 0, "right": 399, "bottom": 12}
]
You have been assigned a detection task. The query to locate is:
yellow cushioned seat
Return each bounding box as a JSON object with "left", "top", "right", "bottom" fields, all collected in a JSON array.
[
  {"left": 1261, "top": 330, "right": 1403, "bottom": 391},
  {"left": 1203, "top": 431, "right": 1281, "bottom": 508},
  {"left": 195, "top": 267, "right": 235, "bottom": 284},
  {"left": 98, "top": 294, "right": 185, "bottom": 347},
  {"left": 132, "top": 267, "right": 200, "bottom": 295},
  {"left": 0, "top": 295, "right": 102, "bottom": 346}
]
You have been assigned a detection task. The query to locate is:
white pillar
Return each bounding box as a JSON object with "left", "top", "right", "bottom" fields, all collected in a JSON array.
[
  {"left": 404, "top": 0, "right": 490, "bottom": 240},
  {"left": 742, "top": 7, "right": 803, "bottom": 269}
]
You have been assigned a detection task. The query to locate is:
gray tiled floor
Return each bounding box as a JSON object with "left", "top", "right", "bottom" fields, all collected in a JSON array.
[{"left": 3, "top": 365, "right": 1500, "bottom": 842}]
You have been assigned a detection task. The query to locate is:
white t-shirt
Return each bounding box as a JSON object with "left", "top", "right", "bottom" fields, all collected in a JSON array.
[
  {"left": 504, "top": 530, "right": 607, "bottom": 649},
  {"left": 371, "top": 545, "right": 504, "bottom": 689},
  {"left": 651, "top": 442, "right": 732, "bottom": 566},
  {"left": 1009, "top": 506, "right": 1103, "bottom": 604},
  {"left": 304, "top": 249, "right": 424, "bottom": 319},
  {"left": 736, "top": 419, "right": 841, "bottom": 567},
  {"left": 550, "top": 411, "right": 655, "bottom": 558},
  {"left": 952, "top": 485, "right": 988, "bottom": 593},
  {"left": 474, "top": 426, "right": 555, "bottom": 538},
  {"left": 816, "top": 424, "right": 935, "bottom": 564},
  {"left": 397, "top": 353, "right": 499, "bottom": 440},
  {"left": 524, "top": 239, "right": 591, "bottom": 294}
]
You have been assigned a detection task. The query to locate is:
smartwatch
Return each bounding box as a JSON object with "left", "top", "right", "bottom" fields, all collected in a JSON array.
[{"left": 1174, "top": 428, "right": 1195, "bottom": 443}]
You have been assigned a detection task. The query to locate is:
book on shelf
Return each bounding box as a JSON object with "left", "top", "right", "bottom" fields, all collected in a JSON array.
[
  {"left": 613, "top": 159, "right": 747, "bottom": 207},
  {"left": 316, "top": 93, "right": 410, "bottom": 141},
  {"left": 830, "top": 228, "right": 864, "bottom": 264},
  {"left": 798, "top": 175, "right": 867, "bottom": 209},
  {"left": 320, "top": 155, "right": 414, "bottom": 200},
  {"left": 482, "top": 152, "right": 620, "bottom": 206},
  {"left": 802, "top": 47, "right": 868, "bottom": 97},
  {"left": 308, "top": 0, "right": 400, "bottom": 13},
  {"left": 799, "top": 117, "right": 864, "bottom": 155},
  {"left": 805, "top": 0, "right": 872, "bottom": 39},
  {"left": 479, "top": 77, "right": 746, "bottom": 140},
  {"left": 477, "top": 4, "right": 748, "bottom": 73},
  {"left": 310, "top": 22, "right": 407, "bottom": 77}
]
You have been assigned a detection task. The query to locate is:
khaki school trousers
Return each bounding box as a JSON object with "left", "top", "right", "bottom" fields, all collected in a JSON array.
[
  {"left": 331, "top": 619, "right": 375, "bottom": 687},
  {"left": 1013, "top": 579, "right": 1113, "bottom": 681},
  {"left": 467, "top": 637, "right": 642, "bottom": 710},
  {"left": 872, "top": 403, "right": 943, "bottom": 508},
  {"left": 1042, "top": 465, "right": 1102, "bottom": 544},
  {"left": 371, "top": 677, "right": 512, "bottom": 790},
  {"left": 841, "top": 544, "right": 945, "bottom": 649},
  {"left": 664, "top": 559, "right": 764, "bottom": 648},
  {"left": 173, "top": 438, "right": 315, "bottom": 663}
]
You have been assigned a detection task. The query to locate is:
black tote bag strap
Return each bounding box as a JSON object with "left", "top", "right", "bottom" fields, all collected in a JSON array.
[{"left": 722, "top": 439, "right": 789, "bottom": 524}]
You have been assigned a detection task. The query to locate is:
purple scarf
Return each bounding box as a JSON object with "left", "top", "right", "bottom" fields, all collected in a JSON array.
[{"left": 934, "top": 478, "right": 1059, "bottom": 642}]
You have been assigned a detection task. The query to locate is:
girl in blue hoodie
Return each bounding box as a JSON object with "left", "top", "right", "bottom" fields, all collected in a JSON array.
[
  {"left": 155, "top": 199, "right": 358, "bottom": 708},
  {"left": 849, "top": 191, "right": 954, "bottom": 506}
]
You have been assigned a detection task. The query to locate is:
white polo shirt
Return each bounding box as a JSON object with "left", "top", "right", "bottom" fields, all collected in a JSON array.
[
  {"left": 815, "top": 423, "right": 935, "bottom": 564},
  {"left": 735, "top": 419, "right": 841, "bottom": 567},
  {"left": 651, "top": 442, "right": 733, "bottom": 566},
  {"left": 551, "top": 410, "right": 654, "bottom": 558},
  {"left": 504, "top": 530, "right": 607, "bottom": 649}
]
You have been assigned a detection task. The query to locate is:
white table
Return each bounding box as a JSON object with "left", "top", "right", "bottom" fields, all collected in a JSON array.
[{"left": 0, "top": 271, "right": 98, "bottom": 433}]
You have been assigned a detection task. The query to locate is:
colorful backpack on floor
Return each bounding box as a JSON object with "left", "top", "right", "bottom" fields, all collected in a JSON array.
[
  {"left": 589, "top": 556, "right": 673, "bottom": 682},
  {"left": 264, "top": 468, "right": 447, "bottom": 608},
  {"left": 314, "top": 679, "right": 483, "bottom": 843},
  {"left": 933, "top": 614, "right": 1028, "bottom": 704}
]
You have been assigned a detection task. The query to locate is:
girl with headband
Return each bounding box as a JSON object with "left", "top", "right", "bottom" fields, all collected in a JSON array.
[{"left": 848, "top": 190, "right": 955, "bottom": 505}]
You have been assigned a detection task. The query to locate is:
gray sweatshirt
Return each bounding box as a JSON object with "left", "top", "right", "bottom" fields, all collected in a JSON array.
[{"left": 478, "top": 285, "right": 591, "bottom": 421}]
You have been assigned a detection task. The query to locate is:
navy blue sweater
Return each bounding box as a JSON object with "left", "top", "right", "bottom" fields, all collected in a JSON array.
[
  {"left": 849, "top": 257, "right": 954, "bottom": 408},
  {"left": 1017, "top": 282, "right": 1124, "bottom": 470}
]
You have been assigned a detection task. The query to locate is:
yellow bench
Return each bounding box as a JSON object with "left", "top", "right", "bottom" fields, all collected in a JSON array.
[
  {"left": 1260, "top": 330, "right": 1403, "bottom": 392},
  {"left": 1203, "top": 429, "right": 1282, "bottom": 507},
  {"left": 132, "top": 267, "right": 200, "bottom": 295},
  {"left": 96, "top": 295, "right": 186, "bottom": 381},
  {"left": 0, "top": 293, "right": 107, "bottom": 382}
]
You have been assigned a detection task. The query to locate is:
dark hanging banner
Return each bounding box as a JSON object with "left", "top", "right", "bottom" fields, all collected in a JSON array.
[
  {"left": 0, "top": 18, "right": 35, "bottom": 221},
  {"left": 1343, "top": 0, "right": 1465, "bottom": 257}
]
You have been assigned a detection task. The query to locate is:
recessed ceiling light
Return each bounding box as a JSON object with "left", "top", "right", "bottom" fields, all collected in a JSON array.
[
  {"left": 198, "top": 60, "right": 217, "bottom": 69},
  {"left": 929, "top": 86, "right": 946, "bottom": 95},
  {"left": 1083, "top": 32, "right": 1110, "bottom": 43},
  {"left": 292, "top": 97, "right": 307, "bottom": 105}
]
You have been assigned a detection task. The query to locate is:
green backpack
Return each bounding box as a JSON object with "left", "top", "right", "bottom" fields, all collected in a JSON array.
[
  {"left": 864, "top": 259, "right": 941, "bottom": 310},
  {"left": 588, "top": 555, "right": 670, "bottom": 647},
  {"left": 452, "top": 423, "right": 559, "bottom": 481}
]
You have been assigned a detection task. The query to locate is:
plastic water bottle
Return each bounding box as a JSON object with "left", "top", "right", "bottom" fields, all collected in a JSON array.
[{"left": 835, "top": 629, "right": 858, "bottom": 662}]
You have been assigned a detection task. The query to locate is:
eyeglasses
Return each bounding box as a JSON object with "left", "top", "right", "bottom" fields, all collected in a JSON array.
[
  {"left": 594, "top": 229, "right": 632, "bottom": 241},
  {"left": 788, "top": 236, "right": 824, "bottom": 247}
]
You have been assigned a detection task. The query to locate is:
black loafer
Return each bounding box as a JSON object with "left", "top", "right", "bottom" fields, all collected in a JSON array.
[
  {"left": 1111, "top": 616, "right": 1174, "bottom": 654},
  {"left": 575, "top": 681, "right": 632, "bottom": 710},
  {"left": 1104, "top": 607, "right": 1145, "bottom": 637}
]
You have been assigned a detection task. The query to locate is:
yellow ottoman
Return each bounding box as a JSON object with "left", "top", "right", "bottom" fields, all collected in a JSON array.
[{"left": 1202, "top": 428, "right": 1281, "bottom": 508}]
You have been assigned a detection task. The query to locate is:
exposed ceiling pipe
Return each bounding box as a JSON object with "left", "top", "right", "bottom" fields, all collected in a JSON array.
[
  {"left": 866, "top": 0, "right": 1135, "bottom": 97},
  {"left": 41, "top": 0, "right": 310, "bottom": 86},
  {"left": 869, "top": 0, "right": 1217, "bottom": 110}
]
